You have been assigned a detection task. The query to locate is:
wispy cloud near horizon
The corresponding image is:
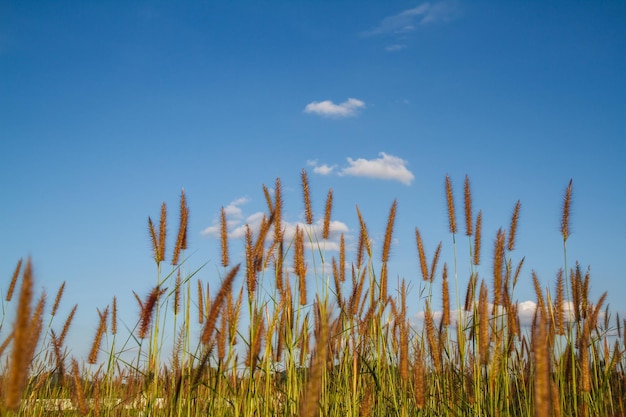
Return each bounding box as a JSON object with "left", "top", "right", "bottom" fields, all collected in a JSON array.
[
  {"left": 309, "top": 152, "right": 414, "bottom": 185},
  {"left": 304, "top": 98, "right": 365, "bottom": 118}
]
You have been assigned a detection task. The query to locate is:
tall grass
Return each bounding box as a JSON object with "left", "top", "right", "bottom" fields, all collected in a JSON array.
[{"left": 1, "top": 174, "right": 624, "bottom": 416}]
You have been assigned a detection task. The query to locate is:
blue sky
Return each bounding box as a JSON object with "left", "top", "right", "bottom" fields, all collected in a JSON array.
[{"left": 1, "top": 1, "right": 625, "bottom": 362}]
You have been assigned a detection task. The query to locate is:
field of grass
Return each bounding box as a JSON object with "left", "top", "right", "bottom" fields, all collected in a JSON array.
[{"left": 1, "top": 172, "right": 624, "bottom": 416}]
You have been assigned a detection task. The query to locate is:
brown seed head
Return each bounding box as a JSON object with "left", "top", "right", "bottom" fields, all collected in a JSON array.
[
  {"left": 172, "top": 189, "right": 189, "bottom": 265},
  {"left": 51, "top": 281, "right": 66, "bottom": 317},
  {"left": 139, "top": 286, "right": 165, "bottom": 339},
  {"left": 473, "top": 210, "right": 482, "bottom": 266},
  {"left": 6, "top": 258, "right": 22, "bottom": 302},
  {"left": 507, "top": 200, "right": 521, "bottom": 251},
  {"left": 415, "top": 227, "right": 429, "bottom": 281},
  {"left": 561, "top": 179, "right": 573, "bottom": 242},
  {"left": 89, "top": 306, "right": 109, "bottom": 364},
  {"left": 6, "top": 258, "right": 34, "bottom": 411},
  {"left": 429, "top": 241, "right": 442, "bottom": 283},
  {"left": 493, "top": 228, "right": 505, "bottom": 308},
  {"left": 201, "top": 264, "right": 240, "bottom": 345},
  {"left": 445, "top": 175, "right": 457, "bottom": 234},
  {"left": 274, "top": 177, "right": 283, "bottom": 243},
  {"left": 323, "top": 188, "right": 333, "bottom": 239},
  {"left": 381, "top": 199, "right": 397, "bottom": 263},
  {"left": 220, "top": 206, "right": 229, "bottom": 267},
  {"left": 464, "top": 175, "right": 473, "bottom": 236},
  {"left": 301, "top": 169, "right": 313, "bottom": 225},
  {"left": 442, "top": 263, "right": 450, "bottom": 327},
  {"left": 294, "top": 226, "right": 308, "bottom": 305},
  {"left": 158, "top": 202, "right": 167, "bottom": 263}
]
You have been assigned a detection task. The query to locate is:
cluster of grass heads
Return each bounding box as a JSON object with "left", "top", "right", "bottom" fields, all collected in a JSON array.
[{"left": 1, "top": 172, "right": 625, "bottom": 416}]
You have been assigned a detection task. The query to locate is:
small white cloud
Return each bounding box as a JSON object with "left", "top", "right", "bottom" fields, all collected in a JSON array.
[
  {"left": 304, "top": 98, "right": 365, "bottom": 118},
  {"left": 201, "top": 197, "right": 250, "bottom": 237},
  {"left": 364, "top": 1, "right": 458, "bottom": 36},
  {"left": 385, "top": 44, "right": 407, "bottom": 52},
  {"left": 339, "top": 152, "right": 414, "bottom": 185},
  {"left": 223, "top": 197, "right": 249, "bottom": 218},
  {"left": 313, "top": 164, "right": 335, "bottom": 175}
]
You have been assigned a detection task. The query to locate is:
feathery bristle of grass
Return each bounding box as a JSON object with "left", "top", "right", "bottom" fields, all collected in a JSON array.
[
  {"left": 220, "top": 206, "right": 230, "bottom": 267},
  {"left": 474, "top": 210, "right": 483, "bottom": 266},
  {"left": 6, "top": 257, "right": 22, "bottom": 302},
  {"left": 442, "top": 263, "right": 450, "bottom": 327},
  {"left": 464, "top": 175, "right": 473, "bottom": 236},
  {"left": 197, "top": 279, "right": 204, "bottom": 324},
  {"left": 158, "top": 202, "right": 167, "bottom": 264},
  {"left": 381, "top": 199, "right": 397, "bottom": 264},
  {"left": 424, "top": 300, "right": 441, "bottom": 370},
  {"left": 339, "top": 233, "right": 346, "bottom": 282},
  {"left": 59, "top": 304, "right": 77, "bottom": 346},
  {"left": 301, "top": 168, "right": 313, "bottom": 225},
  {"left": 111, "top": 296, "right": 117, "bottom": 336},
  {"left": 218, "top": 309, "right": 227, "bottom": 362},
  {"left": 478, "top": 279, "right": 489, "bottom": 364},
  {"left": 88, "top": 306, "right": 109, "bottom": 364},
  {"left": 51, "top": 281, "right": 65, "bottom": 317},
  {"left": 50, "top": 329, "right": 65, "bottom": 384},
  {"left": 445, "top": 174, "right": 457, "bottom": 234},
  {"left": 507, "top": 200, "right": 521, "bottom": 251},
  {"left": 262, "top": 183, "right": 274, "bottom": 215},
  {"left": 493, "top": 228, "right": 505, "bottom": 308},
  {"left": 27, "top": 291, "right": 46, "bottom": 362},
  {"left": 71, "top": 358, "right": 88, "bottom": 415},
  {"left": 356, "top": 205, "right": 372, "bottom": 265},
  {"left": 246, "top": 313, "right": 265, "bottom": 373},
  {"left": 294, "top": 226, "right": 307, "bottom": 306},
  {"left": 413, "top": 346, "right": 425, "bottom": 409},
  {"left": 561, "top": 179, "right": 573, "bottom": 242},
  {"left": 429, "top": 241, "right": 442, "bottom": 283},
  {"left": 555, "top": 269, "right": 564, "bottom": 336},
  {"left": 415, "top": 227, "right": 429, "bottom": 281},
  {"left": 139, "top": 286, "right": 165, "bottom": 339},
  {"left": 274, "top": 178, "right": 283, "bottom": 243},
  {"left": 201, "top": 264, "right": 240, "bottom": 345},
  {"left": 532, "top": 271, "right": 547, "bottom": 319},
  {"left": 0, "top": 331, "right": 14, "bottom": 358},
  {"left": 299, "top": 300, "right": 328, "bottom": 417},
  {"left": 532, "top": 308, "right": 552, "bottom": 417},
  {"left": 323, "top": 188, "right": 333, "bottom": 240},
  {"left": 172, "top": 189, "right": 189, "bottom": 265},
  {"left": 6, "top": 258, "right": 34, "bottom": 411},
  {"left": 148, "top": 217, "right": 161, "bottom": 264},
  {"left": 464, "top": 272, "right": 477, "bottom": 312}
]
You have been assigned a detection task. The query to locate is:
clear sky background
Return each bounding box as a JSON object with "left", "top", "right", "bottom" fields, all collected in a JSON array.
[{"left": 1, "top": 1, "right": 625, "bottom": 363}]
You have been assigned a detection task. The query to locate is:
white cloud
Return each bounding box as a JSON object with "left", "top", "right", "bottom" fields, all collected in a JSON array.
[
  {"left": 201, "top": 196, "right": 350, "bottom": 252},
  {"left": 338, "top": 152, "right": 414, "bottom": 185},
  {"left": 365, "top": 2, "right": 458, "bottom": 36},
  {"left": 201, "top": 197, "right": 251, "bottom": 237},
  {"left": 313, "top": 164, "right": 336, "bottom": 175},
  {"left": 385, "top": 44, "right": 407, "bottom": 52},
  {"left": 304, "top": 98, "right": 365, "bottom": 118}
]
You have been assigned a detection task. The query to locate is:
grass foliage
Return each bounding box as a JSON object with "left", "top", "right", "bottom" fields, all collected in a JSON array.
[{"left": 1, "top": 173, "right": 624, "bottom": 416}]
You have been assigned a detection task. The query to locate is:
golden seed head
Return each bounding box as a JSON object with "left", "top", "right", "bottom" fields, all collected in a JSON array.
[
  {"left": 561, "top": 179, "right": 573, "bottom": 242},
  {"left": 220, "top": 206, "right": 229, "bottom": 267},
  {"left": 381, "top": 199, "right": 397, "bottom": 263},
  {"left": 464, "top": 175, "right": 473, "bottom": 236},
  {"left": 445, "top": 174, "right": 457, "bottom": 234},
  {"left": 323, "top": 188, "right": 333, "bottom": 239},
  {"left": 507, "top": 200, "right": 521, "bottom": 251},
  {"left": 415, "top": 227, "right": 429, "bottom": 281},
  {"left": 6, "top": 258, "right": 22, "bottom": 302},
  {"left": 301, "top": 169, "right": 313, "bottom": 225},
  {"left": 473, "top": 210, "right": 483, "bottom": 266}
]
